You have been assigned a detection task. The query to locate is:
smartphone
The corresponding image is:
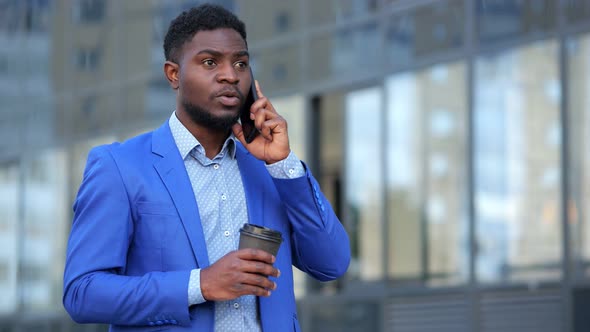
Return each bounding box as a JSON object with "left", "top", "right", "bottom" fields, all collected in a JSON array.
[{"left": 240, "top": 68, "right": 259, "bottom": 144}]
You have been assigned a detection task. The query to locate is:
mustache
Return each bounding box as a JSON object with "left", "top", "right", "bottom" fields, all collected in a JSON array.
[{"left": 212, "top": 87, "right": 244, "bottom": 100}]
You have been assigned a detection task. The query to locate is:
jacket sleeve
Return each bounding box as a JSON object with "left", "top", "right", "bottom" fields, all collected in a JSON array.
[
  {"left": 62, "top": 145, "right": 192, "bottom": 327},
  {"left": 272, "top": 165, "right": 351, "bottom": 281}
]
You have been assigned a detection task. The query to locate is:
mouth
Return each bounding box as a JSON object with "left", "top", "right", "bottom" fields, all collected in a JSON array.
[{"left": 215, "top": 89, "right": 241, "bottom": 107}]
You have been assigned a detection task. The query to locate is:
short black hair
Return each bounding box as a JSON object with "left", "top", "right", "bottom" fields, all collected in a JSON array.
[{"left": 163, "top": 3, "right": 247, "bottom": 63}]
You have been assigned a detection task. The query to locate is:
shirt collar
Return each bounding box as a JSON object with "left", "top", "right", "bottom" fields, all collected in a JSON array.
[{"left": 168, "top": 111, "right": 237, "bottom": 160}]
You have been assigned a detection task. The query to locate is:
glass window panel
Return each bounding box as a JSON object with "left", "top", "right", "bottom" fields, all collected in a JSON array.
[
  {"left": 23, "top": 100, "right": 55, "bottom": 149},
  {"left": 386, "top": 61, "right": 468, "bottom": 286},
  {"left": 63, "top": 90, "right": 121, "bottom": 138},
  {"left": 0, "top": 162, "right": 19, "bottom": 314},
  {"left": 149, "top": 5, "right": 176, "bottom": 122},
  {"left": 121, "top": 13, "right": 151, "bottom": 103},
  {"left": 251, "top": 42, "right": 301, "bottom": 94},
  {"left": 309, "top": 23, "right": 380, "bottom": 82},
  {"left": 313, "top": 91, "right": 346, "bottom": 294},
  {"left": 320, "top": 93, "right": 345, "bottom": 211},
  {"left": 72, "top": 0, "right": 106, "bottom": 24},
  {"left": 385, "top": 0, "right": 464, "bottom": 69},
  {"left": 4, "top": 1, "right": 52, "bottom": 100},
  {"left": 21, "top": 148, "right": 69, "bottom": 312},
  {"left": 307, "top": 0, "right": 378, "bottom": 26},
  {"left": 236, "top": 0, "right": 300, "bottom": 42},
  {"left": 567, "top": 33, "right": 590, "bottom": 280},
  {"left": 476, "top": 0, "right": 557, "bottom": 44},
  {"left": 345, "top": 86, "right": 383, "bottom": 281},
  {"left": 271, "top": 95, "right": 306, "bottom": 161},
  {"left": 474, "top": 40, "right": 562, "bottom": 284},
  {"left": 565, "top": 0, "right": 590, "bottom": 24}
]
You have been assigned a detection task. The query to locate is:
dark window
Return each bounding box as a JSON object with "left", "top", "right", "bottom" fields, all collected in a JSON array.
[
  {"left": 275, "top": 11, "right": 290, "bottom": 33},
  {"left": 75, "top": 48, "right": 101, "bottom": 71},
  {"left": 73, "top": 0, "right": 105, "bottom": 23},
  {"left": 476, "top": 0, "right": 557, "bottom": 44},
  {"left": 386, "top": 0, "right": 464, "bottom": 68}
]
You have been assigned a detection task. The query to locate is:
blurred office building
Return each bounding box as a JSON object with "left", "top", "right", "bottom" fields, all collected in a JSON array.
[{"left": 1, "top": 0, "right": 590, "bottom": 331}]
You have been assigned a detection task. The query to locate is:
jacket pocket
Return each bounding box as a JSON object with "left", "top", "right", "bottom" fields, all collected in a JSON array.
[
  {"left": 136, "top": 201, "right": 178, "bottom": 216},
  {"left": 135, "top": 201, "right": 181, "bottom": 249}
]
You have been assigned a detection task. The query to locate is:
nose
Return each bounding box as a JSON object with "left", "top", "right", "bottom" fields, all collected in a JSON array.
[{"left": 216, "top": 63, "right": 239, "bottom": 84}]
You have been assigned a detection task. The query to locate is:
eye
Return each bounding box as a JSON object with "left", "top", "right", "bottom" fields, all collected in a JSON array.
[
  {"left": 234, "top": 61, "right": 248, "bottom": 70},
  {"left": 202, "top": 59, "right": 216, "bottom": 68}
]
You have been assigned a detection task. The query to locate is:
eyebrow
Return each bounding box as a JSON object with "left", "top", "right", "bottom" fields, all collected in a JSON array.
[{"left": 196, "top": 49, "right": 250, "bottom": 58}]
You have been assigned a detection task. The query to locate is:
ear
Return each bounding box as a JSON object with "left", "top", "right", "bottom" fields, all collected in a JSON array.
[{"left": 164, "top": 61, "right": 180, "bottom": 90}]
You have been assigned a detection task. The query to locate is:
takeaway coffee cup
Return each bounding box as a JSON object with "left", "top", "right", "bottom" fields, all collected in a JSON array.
[{"left": 238, "top": 223, "right": 283, "bottom": 256}]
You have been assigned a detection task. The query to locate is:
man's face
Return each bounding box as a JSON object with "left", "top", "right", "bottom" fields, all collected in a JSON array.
[{"left": 176, "top": 28, "right": 251, "bottom": 131}]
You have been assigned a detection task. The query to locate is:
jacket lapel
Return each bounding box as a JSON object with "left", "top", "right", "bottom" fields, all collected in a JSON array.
[
  {"left": 151, "top": 122, "right": 210, "bottom": 268},
  {"left": 235, "top": 144, "right": 265, "bottom": 228}
]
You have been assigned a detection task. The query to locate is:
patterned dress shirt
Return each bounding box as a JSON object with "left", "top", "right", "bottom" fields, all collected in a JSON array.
[{"left": 168, "top": 112, "right": 304, "bottom": 331}]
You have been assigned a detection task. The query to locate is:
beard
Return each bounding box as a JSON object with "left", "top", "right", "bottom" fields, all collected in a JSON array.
[{"left": 181, "top": 99, "right": 240, "bottom": 132}]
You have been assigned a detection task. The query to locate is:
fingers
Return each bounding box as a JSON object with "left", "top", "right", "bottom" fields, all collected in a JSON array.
[
  {"left": 239, "top": 259, "right": 280, "bottom": 278},
  {"left": 254, "top": 80, "right": 264, "bottom": 98},
  {"left": 232, "top": 123, "right": 247, "bottom": 146},
  {"left": 200, "top": 249, "right": 281, "bottom": 301},
  {"left": 251, "top": 81, "right": 277, "bottom": 116},
  {"left": 237, "top": 248, "right": 276, "bottom": 265},
  {"left": 240, "top": 271, "right": 277, "bottom": 292},
  {"left": 232, "top": 282, "right": 273, "bottom": 297},
  {"left": 259, "top": 117, "right": 286, "bottom": 141},
  {"left": 250, "top": 108, "right": 285, "bottom": 141}
]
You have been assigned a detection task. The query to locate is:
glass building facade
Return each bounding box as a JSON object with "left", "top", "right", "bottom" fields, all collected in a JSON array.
[{"left": 1, "top": 0, "right": 590, "bottom": 331}]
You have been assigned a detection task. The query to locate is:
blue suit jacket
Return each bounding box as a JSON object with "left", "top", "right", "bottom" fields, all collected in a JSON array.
[{"left": 63, "top": 121, "right": 351, "bottom": 331}]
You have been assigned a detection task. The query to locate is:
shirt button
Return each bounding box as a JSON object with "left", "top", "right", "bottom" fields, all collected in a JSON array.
[
  {"left": 233, "top": 302, "right": 240, "bottom": 309},
  {"left": 213, "top": 164, "right": 220, "bottom": 169},
  {"left": 221, "top": 194, "right": 227, "bottom": 200},
  {"left": 288, "top": 169, "right": 295, "bottom": 175},
  {"left": 224, "top": 230, "right": 230, "bottom": 237}
]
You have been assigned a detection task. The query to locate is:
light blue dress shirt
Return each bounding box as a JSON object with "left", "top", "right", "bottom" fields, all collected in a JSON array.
[{"left": 168, "top": 113, "right": 304, "bottom": 331}]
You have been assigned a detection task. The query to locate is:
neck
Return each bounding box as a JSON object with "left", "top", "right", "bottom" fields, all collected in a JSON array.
[{"left": 176, "top": 110, "right": 230, "bottom": 159}]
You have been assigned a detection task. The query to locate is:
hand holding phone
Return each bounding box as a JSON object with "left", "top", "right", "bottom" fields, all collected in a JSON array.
[
  {"left": 233, "top": 74, "right": 291, "bottom": 164},
  {"left": 240, "top": 68, "right": 259, "bottom": 144}
]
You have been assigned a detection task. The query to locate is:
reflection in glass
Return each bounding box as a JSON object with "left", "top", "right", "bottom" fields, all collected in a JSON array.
[
  {"left": 316, "top": 91, "right": 345, "bottom": 294},
  {"left": 476, "top": 0, "right": 556, "bottom": 44},
  {"left": 236, "top": 0, "right": 300, "bottom": 42},
  {"left": 0, "top": 162, "right": 19, "bottom": 314},
  {"left": 567, "top": 33, "right": 590, "bottom": 280},
  {"left": 309, "top": 24, "right": 380, "bottom": 82},
  {"left": 474, "top": 40, "right": 562, "bottom": 283},
  {"left": 345, "top": 87, "right": 383, "bottom": 281},
  {"left": 565, "top": 0, "right": 590, "bottom": 24},
  {"left": 72, "top": 0, "right": 106, "bottom": 24},
  {"left": 251, "top": 42, "right": 301, "bottom": 94},
  {"left": 386, "top": 0, "right": 464, "bottom": 69},
  {"left": 308, "top": 0, "right": 377, "bottom": 26},
  {"left": 271, "top": 95, "right": 306, "bottom": 161},
  {"left": 386, "top": 62, "right": 468, "bottom": 286},
  {"left": 21, "top": 149, "right": 68, "bottom": 311}
]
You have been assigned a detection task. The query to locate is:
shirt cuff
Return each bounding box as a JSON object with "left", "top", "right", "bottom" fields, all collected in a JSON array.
[
  {"left": 188, "top": 269, "right": 206, "bottom": 306},
  {"left": 265, "top": 151, "right": 305, "bottom": 179}
]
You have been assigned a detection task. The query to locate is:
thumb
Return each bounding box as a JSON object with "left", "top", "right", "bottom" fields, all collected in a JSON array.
[{"left": 232, "top": 123, "right": 247, "bottom": 146}]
